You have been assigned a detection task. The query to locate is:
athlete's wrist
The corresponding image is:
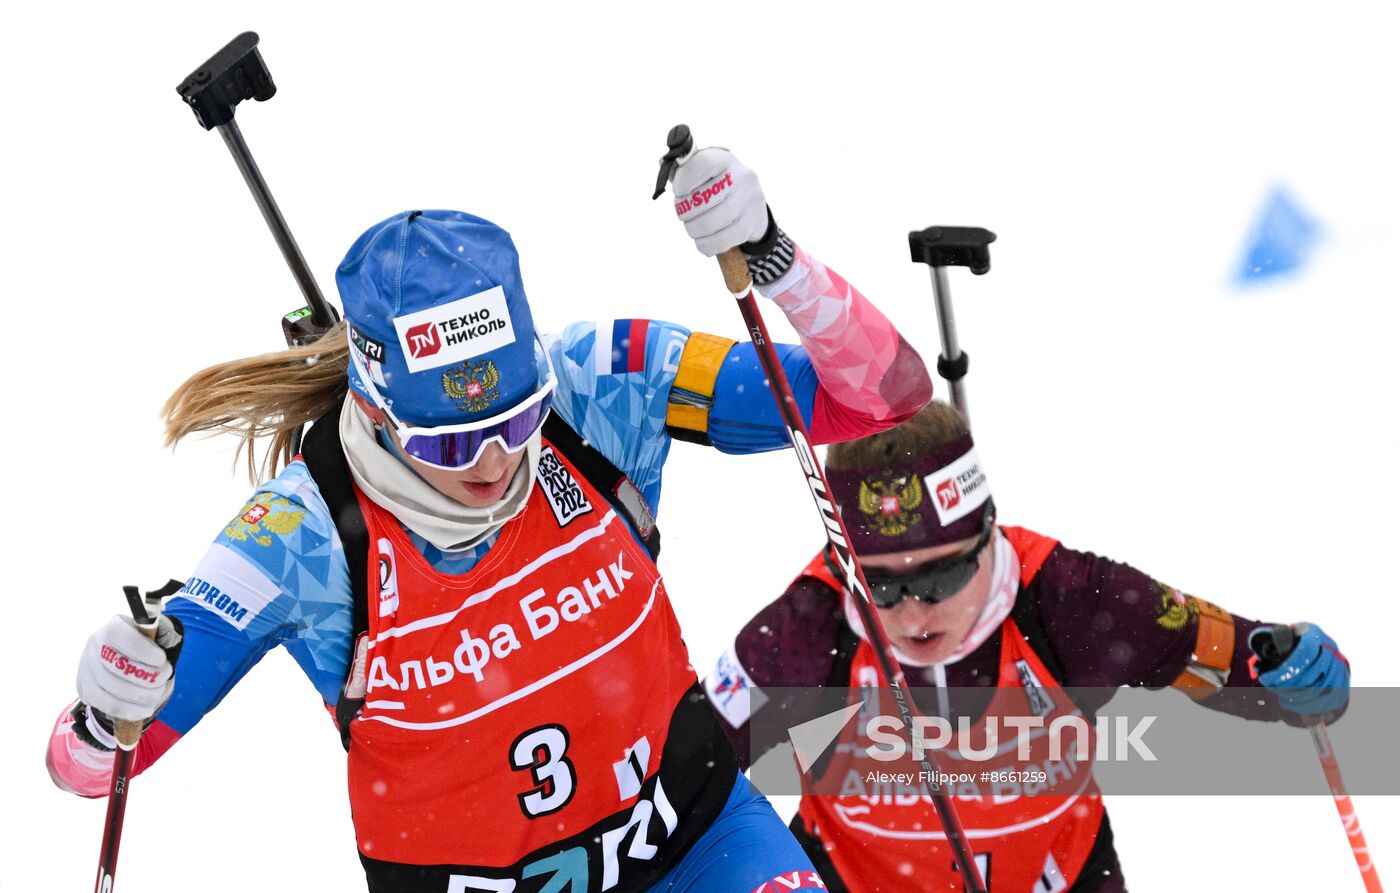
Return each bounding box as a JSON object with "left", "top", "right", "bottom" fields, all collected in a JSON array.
[
  {"left": 741, "top": 207, "right": 795, "bottom": 287},
  {"left": 70, "top": 702, "right": 117, "bottom": 752}
]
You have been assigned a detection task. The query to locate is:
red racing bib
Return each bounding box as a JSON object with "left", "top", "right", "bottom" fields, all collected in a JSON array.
[
  {"left": 795, "top": 535, "right": 1104, "bottom": 893},
  {"left": 346, "top": 438, "right": 710, "bottom": 889}
]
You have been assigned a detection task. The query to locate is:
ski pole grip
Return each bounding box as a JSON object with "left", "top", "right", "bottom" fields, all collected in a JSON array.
[
  {"left": 112, "top": 618, "right": 159, "bottom": 751},
  {"left": 909, "top": 226, "right": 996, "bottom": 275},
  {"left": 1249, "top": 623, "right": 1297, "bottom": 673},
  {"left": 649, "top": 125, "right": 749, "bottom": 294},
  {"left": 176, "top": 31, "right": 276, "bottom": 131},
  {"left": 112, "top": 583, "right": 178, "bottom": 750},
  {"left": 718, "top": 248, "right": 752, "bottom": 294}
]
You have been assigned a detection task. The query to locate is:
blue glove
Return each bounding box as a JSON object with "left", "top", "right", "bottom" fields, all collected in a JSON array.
[{"left": 1253, "top": 623, "right": 1350, "bottom": 719}]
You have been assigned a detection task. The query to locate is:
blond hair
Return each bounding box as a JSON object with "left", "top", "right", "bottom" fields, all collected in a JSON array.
[
  {"left": 826, "top": 400, "right": 968, "bottom": 470},
  {"left": 161, "top": 321, "right": 350, "bottom": 483}
]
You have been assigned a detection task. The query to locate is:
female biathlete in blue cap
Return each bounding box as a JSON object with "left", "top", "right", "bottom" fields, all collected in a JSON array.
[{"left": 48, "top": 144, "right": 932, "bottom": 892}]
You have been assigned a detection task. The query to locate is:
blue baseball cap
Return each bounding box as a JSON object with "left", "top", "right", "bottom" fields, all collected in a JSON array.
[{"left": 336, "top": 210, "right": 543, "bottom": 427}]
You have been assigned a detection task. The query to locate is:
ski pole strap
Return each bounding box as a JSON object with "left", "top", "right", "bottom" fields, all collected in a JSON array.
[
  {"left": 1170, "top": 597, "right": 1236, "bottom": 698},
  {"left": 665, "top": 332, "right": 739, "bottom": 446}
]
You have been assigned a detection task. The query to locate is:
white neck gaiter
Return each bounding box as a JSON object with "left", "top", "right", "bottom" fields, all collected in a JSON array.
[
  {"left": 338, "top": 394, "right": 540, "bottom": 553},
  {"left": 842, "top": 528, "right": 1020, "bottom": 669}
]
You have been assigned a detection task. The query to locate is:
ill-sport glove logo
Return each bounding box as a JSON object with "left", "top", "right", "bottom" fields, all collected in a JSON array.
[
  {"left": 100, "top": 646, "right": 160, "bottom": 683},
  {"left": 405, "top": 321, "right": 442, "bottom": 359},
  {"left": 674, "top": 171, "right": 735, "bottom": 217}
]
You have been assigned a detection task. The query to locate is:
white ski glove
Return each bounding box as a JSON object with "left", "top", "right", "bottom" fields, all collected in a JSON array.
[
  {"left": 76, "top": 614, "right": 184, "bottom": 727},
  {"left": 672, "top": 147, "right": 771, "bottom": 257}
]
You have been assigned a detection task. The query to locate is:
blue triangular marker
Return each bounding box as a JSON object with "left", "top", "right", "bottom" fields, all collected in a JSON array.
[{"left": 1236, "top": 186, "right": 1320, "bottom": 284}]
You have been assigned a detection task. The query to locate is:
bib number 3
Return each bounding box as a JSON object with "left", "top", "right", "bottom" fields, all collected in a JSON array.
[{"left": 510, "top": 724, "right": 577, "bottom": 818}]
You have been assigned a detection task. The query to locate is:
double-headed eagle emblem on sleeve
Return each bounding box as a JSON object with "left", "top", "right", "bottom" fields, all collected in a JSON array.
[
  {"left": 1153, "top": 582, "right": 1201, "bottom": 631},
  {"left": 224, "top": 493, "right": 306, "bottom": 547}
]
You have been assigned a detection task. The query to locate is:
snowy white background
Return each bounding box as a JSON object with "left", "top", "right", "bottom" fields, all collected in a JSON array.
[{"left": 4, "top": 2, "right": 1397, "bottom": 890}]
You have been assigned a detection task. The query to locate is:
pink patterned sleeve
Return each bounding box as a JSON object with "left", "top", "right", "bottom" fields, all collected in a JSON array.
[
  {"left": 764, "top": 246, "right": 932, "bottom": 442},
  {"left": 47, "top": 700, "right": 182, "bottom": 798},
  {"left": 47, "top": 702, "right": 115, "bottom": 797}
]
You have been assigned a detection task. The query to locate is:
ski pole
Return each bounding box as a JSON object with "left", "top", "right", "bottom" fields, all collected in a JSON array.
[
  {"left": 907, "top": 227, "right": 995, "bottom": 419},
  {"left": 93, "top": 581, "right": 182, "bottom": 893},
  {"left": 175, "top": 31, "right": 338, "bottom": 350},
  {"left": 1250, "top": 624, "right": 1385, "bottom": 892},
  {"left": 654, "top": 125, "right": 989, "bottom": 893}
]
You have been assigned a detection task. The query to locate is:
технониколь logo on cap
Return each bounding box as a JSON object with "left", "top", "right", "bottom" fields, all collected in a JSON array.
[
  {"left": 393, "top": 286, "right": 518, "bottom": 374},
  {"left": 935, "top": 478, "right": 961, "bottom": 512},
  {"left": 927, "top": 449, "right": 989, "bottom": 526},
  {"left": 405, "top": 321, "right": 441, "bottom": 359}
]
